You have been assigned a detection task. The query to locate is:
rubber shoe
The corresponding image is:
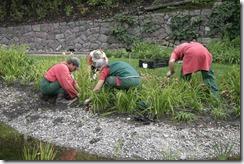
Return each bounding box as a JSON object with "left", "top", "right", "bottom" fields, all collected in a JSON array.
[
  {"left": 56, "top": 97, "right": 70, "bottom": 106},
  {"left": 39, "top": 93, "right": 49, "bottom": 101}
]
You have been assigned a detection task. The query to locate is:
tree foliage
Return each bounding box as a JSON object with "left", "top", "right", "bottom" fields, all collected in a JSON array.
[
  {"left": 169, "top": 15, "right": 203, "bottom": 42},
  {"left": 0, "top": 0, "right": 120, "bottom": 24},
  {"left": 209, "top": 0, "right": 240, "bottom": 40}
]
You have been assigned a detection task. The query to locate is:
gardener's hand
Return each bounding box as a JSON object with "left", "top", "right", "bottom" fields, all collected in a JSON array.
[
  {"left": 166, "top": 71, "right": 174, "bottom": 78},
  {"left": 84, "top": 98, "right": 92, "bottom": 105}
]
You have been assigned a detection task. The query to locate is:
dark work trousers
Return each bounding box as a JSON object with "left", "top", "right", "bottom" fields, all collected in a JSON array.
[{"left": 180, "top": 68, "right": 219, "bottom": 96}]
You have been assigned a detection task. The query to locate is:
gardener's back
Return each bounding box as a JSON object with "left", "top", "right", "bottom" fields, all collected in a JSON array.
[{"left": 108, "top": 61, "right": 140, "bottom": 78}]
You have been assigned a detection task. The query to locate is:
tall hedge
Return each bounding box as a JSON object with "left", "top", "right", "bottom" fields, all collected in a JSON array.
[{"left": 209, "top": 0, "right": 240, "bottom": 40}]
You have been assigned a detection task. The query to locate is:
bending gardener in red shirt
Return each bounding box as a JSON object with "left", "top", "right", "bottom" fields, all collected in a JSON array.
[
  {"left": 166, "top": 41, "right": 219, "bottom": 96},
  {"left": 40, "top": 57, "right": 80, "bottom": 105}
]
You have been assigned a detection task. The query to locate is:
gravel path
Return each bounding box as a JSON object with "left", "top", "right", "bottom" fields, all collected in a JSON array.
[{"left": 0, "top": 80, "right": 240, "bottom": 160}]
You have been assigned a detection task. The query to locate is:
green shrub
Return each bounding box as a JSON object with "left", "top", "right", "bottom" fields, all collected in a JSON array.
[
  {"left": 0, "top": 3, "right": 6, "bottom": 21},
  {"left": 0, "top": 45, "right": 36, "bottom": 84},
  {"left": 209, "top": 0, "right": 240, "bottom": 40},
  {"left": 169, "top": 15, "right": 203, "bottom": 42},
  {"left": 105, "top": 49, "right": 129, "bottom": 58},
  {"left": 9, "top": 0, "right": 26, "bottom": 22},
  {"left": 64, "top": 5, "right": 73, "bottom": 16},
  {"left": 111, "top": 26, "right": 137, "bottom": 49},
  {"left": 87, "top": 0, "right": 117, "bottom": 7},
  {"left": 207, "top": 36, "right": 240, "bottom": 64},
  {"left": 111, "top": 13, "right": 138, "bottom": 48},
  {"left": 191, "top": 0, "right": 213, "bottom": 5},
  {"left": 131, "top": 41, "right": 171, "bottom": 59}
]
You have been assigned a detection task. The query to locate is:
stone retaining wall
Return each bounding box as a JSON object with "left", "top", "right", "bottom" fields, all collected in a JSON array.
[{"left": 0, "top": 8, "right": 213, "bottom": 53}]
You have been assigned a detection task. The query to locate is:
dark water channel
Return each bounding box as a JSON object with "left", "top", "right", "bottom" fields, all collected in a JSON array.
[{"left": 0, "top": 123, "right": 111, "bottom": 160}]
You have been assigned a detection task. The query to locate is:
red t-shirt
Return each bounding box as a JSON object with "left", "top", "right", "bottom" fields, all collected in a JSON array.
[
  {"left": 44, "top": 63, "right": 78, "bottom": 98},
  {"left": 99, "top": 67, "right": 110, "bottom": 80},
  {"left": 170, "top": 42, "right": 212, "bottom": 75}
]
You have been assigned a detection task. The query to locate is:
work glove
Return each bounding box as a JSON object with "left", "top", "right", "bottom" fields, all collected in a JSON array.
[{"left": 92, "top": 73, "right": 97, "bottom": 80}]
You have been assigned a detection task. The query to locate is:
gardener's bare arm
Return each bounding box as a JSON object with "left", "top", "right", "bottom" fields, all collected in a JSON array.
[
  {"left": 74, "top": 82, "right": 80, "bottom": 92},
  {"left": 167, "top": 58, "right": 175, "bottom": 77},
  {"left": 93, "top": 80, "right": 105, "bottom": 92}
]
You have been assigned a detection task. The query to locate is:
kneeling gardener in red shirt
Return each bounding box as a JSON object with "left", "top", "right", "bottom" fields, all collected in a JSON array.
[
  {"left": 40, "top": 57, "right": 80, "bottom": 105},
  {"left": 166, "top": 41, "right": 219, "bottom": 96}
]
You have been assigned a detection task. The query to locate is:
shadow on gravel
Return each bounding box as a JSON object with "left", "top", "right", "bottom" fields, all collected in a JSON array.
[{"left": 0, "top": 80, "right": 66, "bottom": 120}]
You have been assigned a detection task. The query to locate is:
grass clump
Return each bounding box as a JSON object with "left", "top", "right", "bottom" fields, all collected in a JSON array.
[
  {"left": 114, "top": 89, "right": 139, "bottom": 113},
  {"left": 211, "top": 108, "right": 227, "bottom": 120},
  {"left": 22, "top": 142, "right": 57, "bottom": 160},
  {"left": 0, "top": 45, "right": 36, "bottom": 85},
  {"left": 130, "top": 41, "right": 172, "bottom": 59},
  {"left": 212, "top": 142, "right": 234, "bottom": 160},
  {"left": 174, "top": 111, "right": 196, "bottom": 123},
  {"left": 207, "top": 36, "right": 240, "bottom": 64}
]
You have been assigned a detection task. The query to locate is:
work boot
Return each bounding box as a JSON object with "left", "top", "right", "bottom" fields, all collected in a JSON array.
[
  {"left": 39, "top": 93, "right": 49, "bottom": 101},
  {"left": 56, "top": 94, "right": 69, "bottom": 106}
]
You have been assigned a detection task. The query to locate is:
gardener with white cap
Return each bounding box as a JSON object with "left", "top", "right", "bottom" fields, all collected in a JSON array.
[
  {"left": 91, "top": 57, "right": 140, "bottom": 93},
  {"left": 86, "top": 49, "right": 108, "bottom": 80},
  {"left": 40, "top": 57, "right": 80, "bottom": 105}
]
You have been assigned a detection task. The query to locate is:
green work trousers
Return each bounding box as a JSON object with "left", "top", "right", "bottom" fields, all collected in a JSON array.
[
  {"left": 180, "top": 68, "right": 219, "bottom": 96},
  {"left": 105, "top": 76, "right": 140, "bottom": 90},
  {"left": 40, "top": 77, "right": 65, "bottom": 96}
]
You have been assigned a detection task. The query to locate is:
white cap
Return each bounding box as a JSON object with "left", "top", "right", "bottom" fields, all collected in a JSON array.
[{"left": 92, "top": 50, "right": 103, "bottom": 60}]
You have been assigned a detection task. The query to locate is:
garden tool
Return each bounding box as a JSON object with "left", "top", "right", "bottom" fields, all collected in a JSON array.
[
  {"left": 133, "top": 100, "right": 156, "bottom": 124},
  {"left": 133, "top": 115, "right": 154, "bottom": 125},
  {"left": 67, "top": 97, "right": 79, "bottom": 107}
]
